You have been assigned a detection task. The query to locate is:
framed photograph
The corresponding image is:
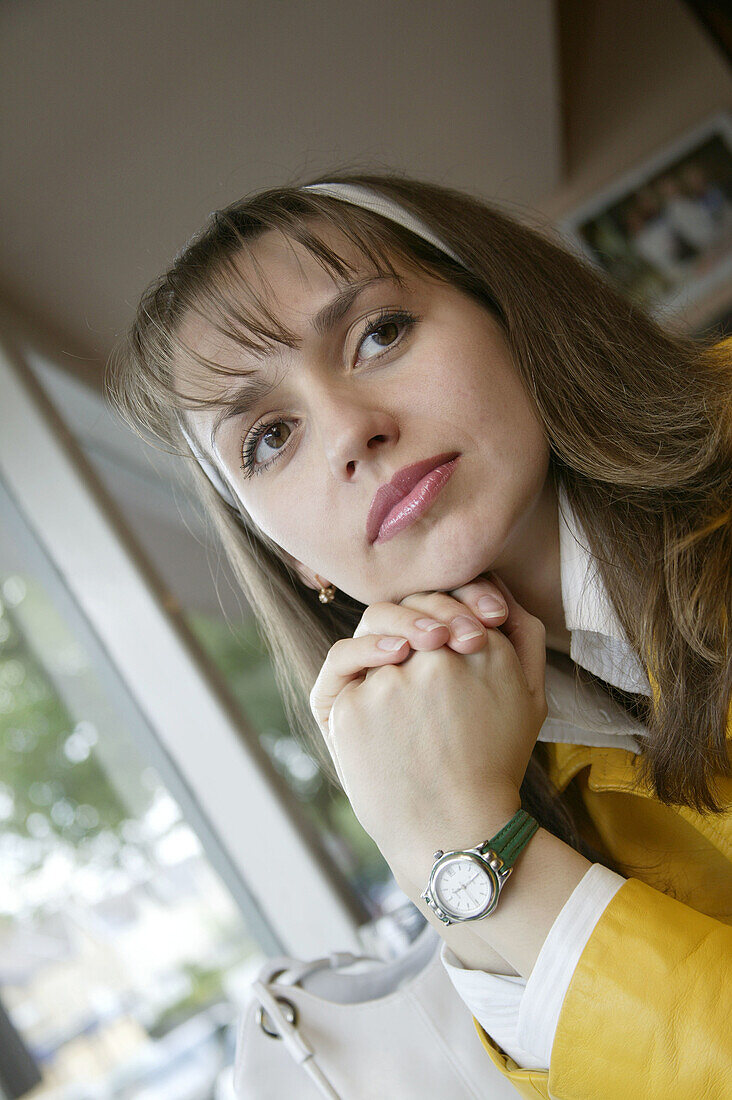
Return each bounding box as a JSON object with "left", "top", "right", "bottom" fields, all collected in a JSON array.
[{"left": 558, "top": 112, "right": 732, "bottom": 321}]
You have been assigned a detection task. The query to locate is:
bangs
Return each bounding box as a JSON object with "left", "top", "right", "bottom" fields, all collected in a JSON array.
[
  {"left": 170, "top": 224, "right": 409, "bottom": 416},
  {"left": 108, "top": 186, "right": 472, "bottom": 451}
]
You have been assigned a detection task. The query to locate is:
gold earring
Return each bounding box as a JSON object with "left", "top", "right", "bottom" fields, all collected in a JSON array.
[{"left": 317, "top": 581, "right": 336, "bottom": 603}]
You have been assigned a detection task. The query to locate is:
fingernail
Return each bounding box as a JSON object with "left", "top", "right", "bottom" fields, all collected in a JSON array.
[
  {"left": 415, "top": 618, "right": 444, "bottom": 632},
  {"left": 478, "top": 595, "right": 507, "bottom": 616},
  {"left": 451, "top": 615, "right": 484, "bottom": 641},
  {"left": 377, "top": 636, "right": 408, "bottom": 651}
]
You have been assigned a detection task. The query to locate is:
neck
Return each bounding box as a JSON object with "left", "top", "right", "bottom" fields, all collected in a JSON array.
[{"left": 491, "top": 472, "right": 572, "bottom": 657}]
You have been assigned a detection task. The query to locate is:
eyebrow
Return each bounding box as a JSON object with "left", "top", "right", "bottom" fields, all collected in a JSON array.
[{"left": 209, "top": 273, "right": 404, "bottom": 447}]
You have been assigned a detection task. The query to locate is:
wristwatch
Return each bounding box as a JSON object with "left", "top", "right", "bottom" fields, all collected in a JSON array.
[{"left": 421, "top": 808, "right": 539, "bottom": 925}]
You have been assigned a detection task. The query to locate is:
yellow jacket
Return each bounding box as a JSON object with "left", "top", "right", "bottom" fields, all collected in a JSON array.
[
  {"left": 475, "top": 332, "right": 732, "bottom": 1097},
  {"left": 474, "top": 679, "right": 732, "bottom": 1098}
]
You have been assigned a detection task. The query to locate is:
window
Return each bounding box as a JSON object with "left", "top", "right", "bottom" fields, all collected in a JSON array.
[
  {"left": 0, "top": 343, "right": 424, "bottom": 1097},
  {"left": 0, "top": 492, "right": 258, "bottom": 1097}
]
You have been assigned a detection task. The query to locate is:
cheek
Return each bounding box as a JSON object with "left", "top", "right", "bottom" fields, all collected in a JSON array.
[
  {"left": 458, "top": 353, "right": 549, "bottom": 483},
  {"left": 234, "top": 486, "right": 290, "bottom": 547},
  {"left": 243, "top": 490, "right": 328, "bottom": 568},
  {"left": 248, "top": 508, "right": 300, "bottom": 552},
  {"left": 497, "top": 412, "right": 550, "bottom": 491},
  {"left": 456, "top": 351, "right": 545, "bottom": 448}
]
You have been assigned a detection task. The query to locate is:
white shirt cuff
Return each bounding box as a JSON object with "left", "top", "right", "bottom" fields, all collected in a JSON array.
[{"left": 440, "top": 863, "right": 627, "bottom": 1070}]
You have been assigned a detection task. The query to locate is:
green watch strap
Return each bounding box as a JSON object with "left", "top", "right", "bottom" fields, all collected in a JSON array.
[{"left": 484, "top": 808, "right": 539, "bottom": 869}]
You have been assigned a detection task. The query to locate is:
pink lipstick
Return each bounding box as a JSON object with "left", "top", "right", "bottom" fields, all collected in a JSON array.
[{"left": 368, "top": 453, "right": 461, "bottom": 545}]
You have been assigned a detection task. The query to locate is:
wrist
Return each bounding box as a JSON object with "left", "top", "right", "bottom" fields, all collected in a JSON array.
[{"left": 392, "top": 789, "right": 523, "bottom": 895}]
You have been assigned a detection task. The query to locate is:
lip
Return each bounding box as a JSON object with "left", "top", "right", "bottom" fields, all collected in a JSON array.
[{"left": 367, "top": 451, "right": 461, "bottom": 545}]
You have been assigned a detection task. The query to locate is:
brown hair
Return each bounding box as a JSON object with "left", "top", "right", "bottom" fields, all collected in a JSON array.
[{"left": 106, "top": 170, "right": 732, "bottom": 880}]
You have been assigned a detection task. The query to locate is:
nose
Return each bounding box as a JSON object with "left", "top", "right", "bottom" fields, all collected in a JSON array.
[{"left": 312, "top": 385, "right": 399, "bottom": 479}]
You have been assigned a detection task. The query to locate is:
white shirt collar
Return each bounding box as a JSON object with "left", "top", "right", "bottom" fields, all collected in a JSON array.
[
  {"left": 536, "top": 484, "right": 650, "bottom": 754},
  {"left": 557, "top": 482, "right": 651, "bottom": 698}
]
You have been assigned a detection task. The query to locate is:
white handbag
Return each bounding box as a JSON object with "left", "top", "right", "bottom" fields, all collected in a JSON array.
[{"left": 232, "top": 920, "right": 519, "bottom": 1099}]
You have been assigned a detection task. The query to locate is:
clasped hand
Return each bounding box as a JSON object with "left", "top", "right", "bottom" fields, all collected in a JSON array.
[{"left": 309, "top": 573, "right": 548, "bottom": 885}]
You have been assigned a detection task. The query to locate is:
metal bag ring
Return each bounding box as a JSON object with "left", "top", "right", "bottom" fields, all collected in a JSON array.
[{"left": 257, "top": 996, "right": 298, "bottom": 1039}]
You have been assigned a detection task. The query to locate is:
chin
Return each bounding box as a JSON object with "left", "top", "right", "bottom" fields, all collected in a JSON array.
[{"left": 389, "top": 561, "right": 493, "bottom": 604}]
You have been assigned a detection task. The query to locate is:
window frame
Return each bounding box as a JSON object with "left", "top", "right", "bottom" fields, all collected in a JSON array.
[{"left": 0, "top": 334, "right": 366, "bottom": 958}]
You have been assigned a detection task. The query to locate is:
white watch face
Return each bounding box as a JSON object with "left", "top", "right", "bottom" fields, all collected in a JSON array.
[{"left": 432, "top": 855, "right": 498, "bottom": 919}]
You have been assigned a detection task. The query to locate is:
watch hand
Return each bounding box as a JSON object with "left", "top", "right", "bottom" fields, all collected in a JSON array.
[
  {"left": 454, "top": 873, "right": 484, "bottom": 896},
  {"left": 452, "top": 881, "right": 479, "bottom": 905}
]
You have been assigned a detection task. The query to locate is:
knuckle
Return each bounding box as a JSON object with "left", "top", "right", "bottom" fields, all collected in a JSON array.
[
  {"left": 492, "top": 637, "right": 515, "bottom": 667},
  {"left": 368, "top": 601, "right": 395, "bottom": 618},
  {"left": 368, "top": 661, "right": 401, "bottom": 689},
  {"left": 331, "top": 684, "right": 355, "bottom": 720},
  {"left": 339, "top": 679, "right": 360, "bottom": 702},
  {"left": 353, "top": 602, "right": 403, "bottom": 638},
  {"left": 319, "top": 641, "right": 339, "bottom": 668},
  {"left": 451, "top": 576, "right": 490, "bottom": 600},
  {"left": 402, "top": 591, "right": 466, "bottom": 619},
  {"left": 352, "top": 618, "right": 368, "bottom": 639},
  {"left": 327, "top": 637, "right": 346, "bottom": 657},
  {"left": 397, "top": 592, "right": 429, "bottom": 610},
  {"left": 410, "top": 646, "right": 449, "bottom": 674},
  {"left": 396, "top": 594, "right": 420, "bottom": 611},
  {"left": 309, "top": 674, "right": 324, "bottom": 705},
  {"left": 353, "top": 619, "right": 373, "bottom": 640}
]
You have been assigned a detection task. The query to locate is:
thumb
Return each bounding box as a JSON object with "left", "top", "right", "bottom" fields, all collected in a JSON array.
[{"left": 488, "top": 571, "right": 547, "bottom": 698}]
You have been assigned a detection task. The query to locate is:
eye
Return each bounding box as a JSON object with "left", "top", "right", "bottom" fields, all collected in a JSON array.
[
  {"left": 240, "top": 418, "right": 293, "bottom": 478},
  {"left": 355, "top": 309, "right": 416, "bottom": 362}
]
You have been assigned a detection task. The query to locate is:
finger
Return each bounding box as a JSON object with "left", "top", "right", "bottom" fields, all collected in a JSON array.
[
  {"left": 353, "top": 602, "right": 449, "bottom": 644},
  {"left": 326, "top": 719, "right": 349, "bottom": 793},
  {"left": 446, "top": 572, "right": 509, "bottom": 626},
  {"left": 387, "top": 594, "right": 491, "bottom": 651},
  {"left": 309, "top": 633, "right": 411, "bottom": 744},
  {"left": 488, "top": 572, "right": 547, "bottom": 698}
]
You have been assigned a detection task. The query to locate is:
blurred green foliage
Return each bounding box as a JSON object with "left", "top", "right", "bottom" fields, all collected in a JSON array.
[
  {"left": 0, "top": 596, "right": 129, "bottom": 849},
  {"left": 185, "top": 610, "right": 392, "bottom": 899},
  {"left": 0, "top": 574, "right": 391, "bottom": 908}
]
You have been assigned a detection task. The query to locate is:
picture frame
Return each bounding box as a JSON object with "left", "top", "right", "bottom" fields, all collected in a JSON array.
[{"left": 558, "top": 111, "right": 732, "bottom": 323}]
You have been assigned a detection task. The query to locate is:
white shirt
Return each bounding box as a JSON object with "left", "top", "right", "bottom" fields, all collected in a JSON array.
[{"left": 440, "top": 483, "right": 651, "bottom": 1070}]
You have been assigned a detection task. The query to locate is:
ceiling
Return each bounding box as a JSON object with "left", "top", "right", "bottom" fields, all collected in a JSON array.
[{"left": 0, "top": 0, "right": 562, "bottom": 389}]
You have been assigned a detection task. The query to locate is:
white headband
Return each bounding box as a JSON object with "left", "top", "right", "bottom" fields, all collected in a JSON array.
[
  {"left": 301, "top": 182, "right": 463, "bottom": 263},
  {"left": 179, "top": 182, "right": 463, "bottom": 507},
  {"left": 179, "top": 422, "right": 240, "bottom": 508}
]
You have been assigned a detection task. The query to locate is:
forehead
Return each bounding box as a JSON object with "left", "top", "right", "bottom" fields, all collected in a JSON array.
[{"left": 174, "top": 223, "right": 419, "bottom": 395}]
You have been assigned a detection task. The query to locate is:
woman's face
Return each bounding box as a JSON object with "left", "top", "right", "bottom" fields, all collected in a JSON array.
[{"left": 177, "top": 225, "right": 552, "bottom": 606}]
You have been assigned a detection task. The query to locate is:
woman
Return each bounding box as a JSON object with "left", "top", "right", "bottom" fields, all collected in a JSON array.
[{"left": 107, "top": 172, "right": 731, "bottom": 1098}]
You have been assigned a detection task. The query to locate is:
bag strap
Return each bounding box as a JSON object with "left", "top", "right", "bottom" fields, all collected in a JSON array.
[
  {"left": 274, "top": 950, "right": 382, "bottom": 987},
  {"left": 257, "top": 921, "right": 439, "bottom": 1002},
  {"left": 250, "top": 979, "right": 342, "bottom": 1099}
]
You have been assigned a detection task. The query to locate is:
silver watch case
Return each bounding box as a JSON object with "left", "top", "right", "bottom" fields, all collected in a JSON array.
[{"left": 420, "top": 844, "right": 513, "bottom": 926}]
